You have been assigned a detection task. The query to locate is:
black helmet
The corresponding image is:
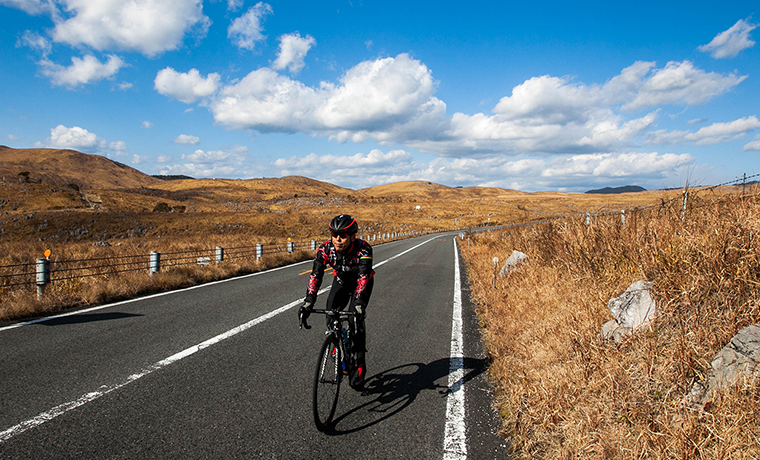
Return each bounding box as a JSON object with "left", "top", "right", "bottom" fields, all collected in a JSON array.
[{"left": 329, "top": 214, "right": 358, "bottom": 234}]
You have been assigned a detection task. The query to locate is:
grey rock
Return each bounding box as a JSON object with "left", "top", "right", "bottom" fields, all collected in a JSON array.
[
  {"left": 684, "top": 324, "right": 760, "bottom": 410},
  {"left": 498, "top": 250, "right": 527, "bottom": 278},
  {"left": 601, "top": 281, "right": 657, "bottom": 342}
]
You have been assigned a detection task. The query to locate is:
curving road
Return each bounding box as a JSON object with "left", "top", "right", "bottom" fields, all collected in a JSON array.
[{"left": 0, "top": 234, "right": 507, "bottom": 459}]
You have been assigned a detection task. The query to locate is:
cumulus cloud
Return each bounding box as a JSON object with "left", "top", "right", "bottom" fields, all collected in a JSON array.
[
  {"left": 39, "top": 54, "right": 126, "bottom": 88},
  {"left": 142, "top": 121, "right": 154, "bottom": 129},
  {"left": 160, "top": 145, "right": 249, "bottom": 177},
  {"left": 699, "top": 18, "right": 758, "bottom": 59},
  {"left": 645, "top": 116, "right": 760, "bottom": 146},
  {"left": 208, "top": 56, "right": 746, "bottom": 158},
  {"left": 617, "top": 61, "right": 746, "bottom": 111},
  {"left": 228, "top": 2, "right": 272, "bottom": 51},
  {"left": 154, "top": 67, "right": 220, "bottom": 103},
  {"left": 17, "top": 30, "right": 52, "bottom": 55},
  {"left": 273, "top": 33, "right": 316, "bottom": 74},
  {"left": 744, "top": 136, "right": 760, "bottom": 151},
  {"left": 174, "top": 134, "right": 201, "bottom": 145},
  {"left": 269, "top": 149, "right": 694, "bottom": 191},
  {"left": 210, "top": 53, "right": 445, "bottom": 138},
  {"left": 47, "top": 0, "right": 209, "bottom": 57},
  {"left": 227, "top": 0, "right": 243, "bottom": 11},
  {"left": 46, "top": 125, "right": 126, "bottom": 154},
  {"left": 0, "top": 0, "right": 55, "bottom": 15}
]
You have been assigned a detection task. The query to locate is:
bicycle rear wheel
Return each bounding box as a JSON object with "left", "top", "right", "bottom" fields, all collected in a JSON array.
[{"left": 313, "top": 334, "right": 342, "bottom": 431}]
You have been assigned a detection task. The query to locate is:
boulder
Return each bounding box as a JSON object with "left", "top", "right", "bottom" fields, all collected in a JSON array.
[
  {"left": 601, "top": 281, "right": 657, "bottom": 342},
  {"left": 498, "top": 250, "right": 527, "bottom": 278},
  {"left": 683, "top": 324, "right": 760, "bottom": 410}
]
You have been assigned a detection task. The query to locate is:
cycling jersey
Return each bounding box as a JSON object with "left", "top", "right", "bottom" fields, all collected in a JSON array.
[{"left": 305, "top": 238, "right": 374, "bottom": 305}]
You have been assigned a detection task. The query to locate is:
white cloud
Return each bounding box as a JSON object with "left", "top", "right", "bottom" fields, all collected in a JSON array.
[
  {"left": 7, "top": 134, "right": 20, "bottom": 141},
  {"left": 46, "top": 125, "right": 126, "bottom": 155},
  {"left": 208, "top": 57, "right": 745, "bottom": 158},
  {"left": 0, "top": 0, "right": 55, "bottom": 15},
  {"left": 157, "top": 155, "right": 172, "bottom": 163},
  {"left": 210, "top": 53, "right": 444, "bottom": 138},
  {"left": 174, "top": 134, "right": 201, "bottom": 145},
  {"left": 154, "top": 67, "right": 220, "bottom": 103},
  {"left": 743, "top": 140, "right": 760, "bottom": 151},
  {"left": 699, "top": 18, "right": 758, "bottom": 59},
  {"left": 228, "top": 2, "right": 272, "bottom": 51},
  {"left": 18, "top": 30, "right": 51, "bottom": 55},
  {"left": 117, "top": 81, "right": 133, "bottom": 91},
  {"left": 227, "top": 0, "right": 243, "bottom": 11},
  {"left": 50, "top": 0, "right": 209, "bottom": 57},
  {"left": 132, "top": 154, "right": 148, "bottom": 164},
  {"left": 269, "top": 149, "right": 694, "bottom": 191},
  {"left": 273, "top": 33, "right": 315, "bottom": 74},
  {"left": 40, "top": 54, "right": 126, "bottom": 88},
  {"left": 618, "top": 61, "right": 746, "bottom": 112},
  {"left": 646, "top": 116, "right": 760, "bottom": 145},
  {"left": 142, "top": 121, "right": 154, "bottom": 129},
  {"left": 160, "top": 145, "right": 249, "bottom": 177}
]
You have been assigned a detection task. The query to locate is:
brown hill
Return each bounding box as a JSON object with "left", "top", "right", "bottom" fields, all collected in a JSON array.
[{"left": 0, "top": 146, "right": 161, "bottom": 190}]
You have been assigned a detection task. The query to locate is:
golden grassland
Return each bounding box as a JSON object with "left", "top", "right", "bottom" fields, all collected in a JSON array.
[{"left": 459, "top": 185, "right": 759, "bottom": 458}]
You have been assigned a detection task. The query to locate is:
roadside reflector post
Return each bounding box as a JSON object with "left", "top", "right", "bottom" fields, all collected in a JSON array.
[
  {"left": 215, "top": 246, "right": 224, "bottom": 264},
  {"left": 287, "top": 240, "right": 294, "bottom": 253},
  {"left": 492, "top": 257, "right": 499, "bottom": 289},
  {"left": 256, "top": 244, "right": 263, "bottom": 262},
  {"left": 36, "top": 256, "right": 51, "bottom": 300},
  {"left": 621, "top": 209, "right": 626, "bottom": 227},
  {"left": 149, "top": 251, "right": 160, "bottom": 276},
  {"left": 310, "top": 240, "right": 317, "bottom": 251}
]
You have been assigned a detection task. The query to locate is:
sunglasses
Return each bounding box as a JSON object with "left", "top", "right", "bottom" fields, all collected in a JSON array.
[{"left": 331, "top": 232, "right": 350, "bottom": 239}]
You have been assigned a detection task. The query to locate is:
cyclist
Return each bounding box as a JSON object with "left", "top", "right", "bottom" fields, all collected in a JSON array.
[{"left": 299, "top": 214, "right": 375, "bottom": 388}]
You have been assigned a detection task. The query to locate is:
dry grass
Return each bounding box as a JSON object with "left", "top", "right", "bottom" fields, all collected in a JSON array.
[{"left": 459, "top": 186, "right": 760, "bottom": 458}]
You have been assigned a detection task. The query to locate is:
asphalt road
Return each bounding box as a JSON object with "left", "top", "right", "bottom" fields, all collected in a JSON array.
[{"left": 0, "top": 234, "right": 508, "bottom": 459}]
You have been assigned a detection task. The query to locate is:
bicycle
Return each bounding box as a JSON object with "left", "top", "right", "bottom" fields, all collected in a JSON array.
[{"left": 299, "top": 308, "right": 359, "bottom": 431}]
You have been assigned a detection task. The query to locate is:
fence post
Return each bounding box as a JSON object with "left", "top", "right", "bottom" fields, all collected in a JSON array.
[
  {"left": 585, "top": 213, "right": 590, "bottom": 226},
  {"left": 149, "top": 251, "right": 160, "bottom": 275},
  {"left": 621, "top": 209, "right": 625, "bottom": 227},
  {"left": 36, "top": 257, "right": 50, "bottom": 300},
  {"left": 215, "top": 246, "right": 224, "bottom": 263},
  {"left": 256, "top": 244, "right": 263, "bottom": 262}
]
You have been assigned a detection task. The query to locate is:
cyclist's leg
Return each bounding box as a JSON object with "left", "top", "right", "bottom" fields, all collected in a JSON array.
[
  {"left": 324, "top": 277, "right": 352, "bottom": 327},
  {"left": 349, "top": 277, "right": 373, "bottom": 370}
]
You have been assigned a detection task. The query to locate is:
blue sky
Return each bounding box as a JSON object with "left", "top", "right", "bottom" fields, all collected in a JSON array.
[{"left": 0, "top": 0, "right": 758, "bottom": 192}]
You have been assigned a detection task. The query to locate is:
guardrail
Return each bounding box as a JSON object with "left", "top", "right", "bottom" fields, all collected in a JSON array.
[{"left": 0, "top": 231, "right": 446, "bottom": 300}]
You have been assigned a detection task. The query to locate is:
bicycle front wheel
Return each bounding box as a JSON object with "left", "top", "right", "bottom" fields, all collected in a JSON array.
[{"left": 312, "top": 334, "right": 342, "bottom": 431}]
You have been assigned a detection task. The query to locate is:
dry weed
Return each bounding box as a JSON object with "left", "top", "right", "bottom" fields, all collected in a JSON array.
[{"left": 461, "top": 187, "right": 760, "bottom": 459}]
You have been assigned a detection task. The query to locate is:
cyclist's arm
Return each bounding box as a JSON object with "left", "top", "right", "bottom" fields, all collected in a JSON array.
[
  {"left": 305, "top": 244, "right": 329, "bottom": 304},
  {"left": 353, "top": 242, "right": 374, "bottom": 301}
]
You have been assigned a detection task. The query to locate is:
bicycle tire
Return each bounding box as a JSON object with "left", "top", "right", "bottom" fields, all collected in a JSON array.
[{"left": 313, "top": 333, "right": 341, "bottom": 431}]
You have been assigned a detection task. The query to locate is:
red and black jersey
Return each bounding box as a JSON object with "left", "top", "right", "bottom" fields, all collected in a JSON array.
[{"left": 305, "top": 238, "right": 374, "bottom": 305}]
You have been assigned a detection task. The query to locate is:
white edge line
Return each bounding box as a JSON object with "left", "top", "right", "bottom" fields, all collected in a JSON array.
[
  {"left": 443, "top": 239, "right": 467, "bottom": 459},
  {"left": 0, "top": 236, "right": 439, "bottom": 443}
]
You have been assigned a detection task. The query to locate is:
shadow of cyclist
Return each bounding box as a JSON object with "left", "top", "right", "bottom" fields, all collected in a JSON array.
[{"left": 324, "top": 356, "right": 487, "bottom": 435}]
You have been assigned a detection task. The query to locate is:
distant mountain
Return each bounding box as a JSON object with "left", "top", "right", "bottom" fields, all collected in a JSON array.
[
  {"left": 586, "top": 185, "right": 646, "bottom": 194},
  {"left": 152, "top": 174, "right": 195, "bottom": 181},
  {"left": 0, "top": 146, "right": 161, "bottom": 190}
]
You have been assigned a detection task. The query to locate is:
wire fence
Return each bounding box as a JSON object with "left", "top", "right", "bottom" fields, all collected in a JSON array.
[
  {"left": 0, "top": 231, "right": 444, "bottom": 298},
  {"left": 1, "top": 174, "right": 755, "bottom": 299}
]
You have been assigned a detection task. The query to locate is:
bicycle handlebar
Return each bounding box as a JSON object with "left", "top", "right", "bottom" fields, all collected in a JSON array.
[{"left": 299, "top": 308, "right": 357, "bottom": 330}]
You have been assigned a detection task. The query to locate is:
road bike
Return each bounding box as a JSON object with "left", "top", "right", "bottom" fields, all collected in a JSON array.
[{"left": 299, "top": 308, "right": 359, "bottom": 431}]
